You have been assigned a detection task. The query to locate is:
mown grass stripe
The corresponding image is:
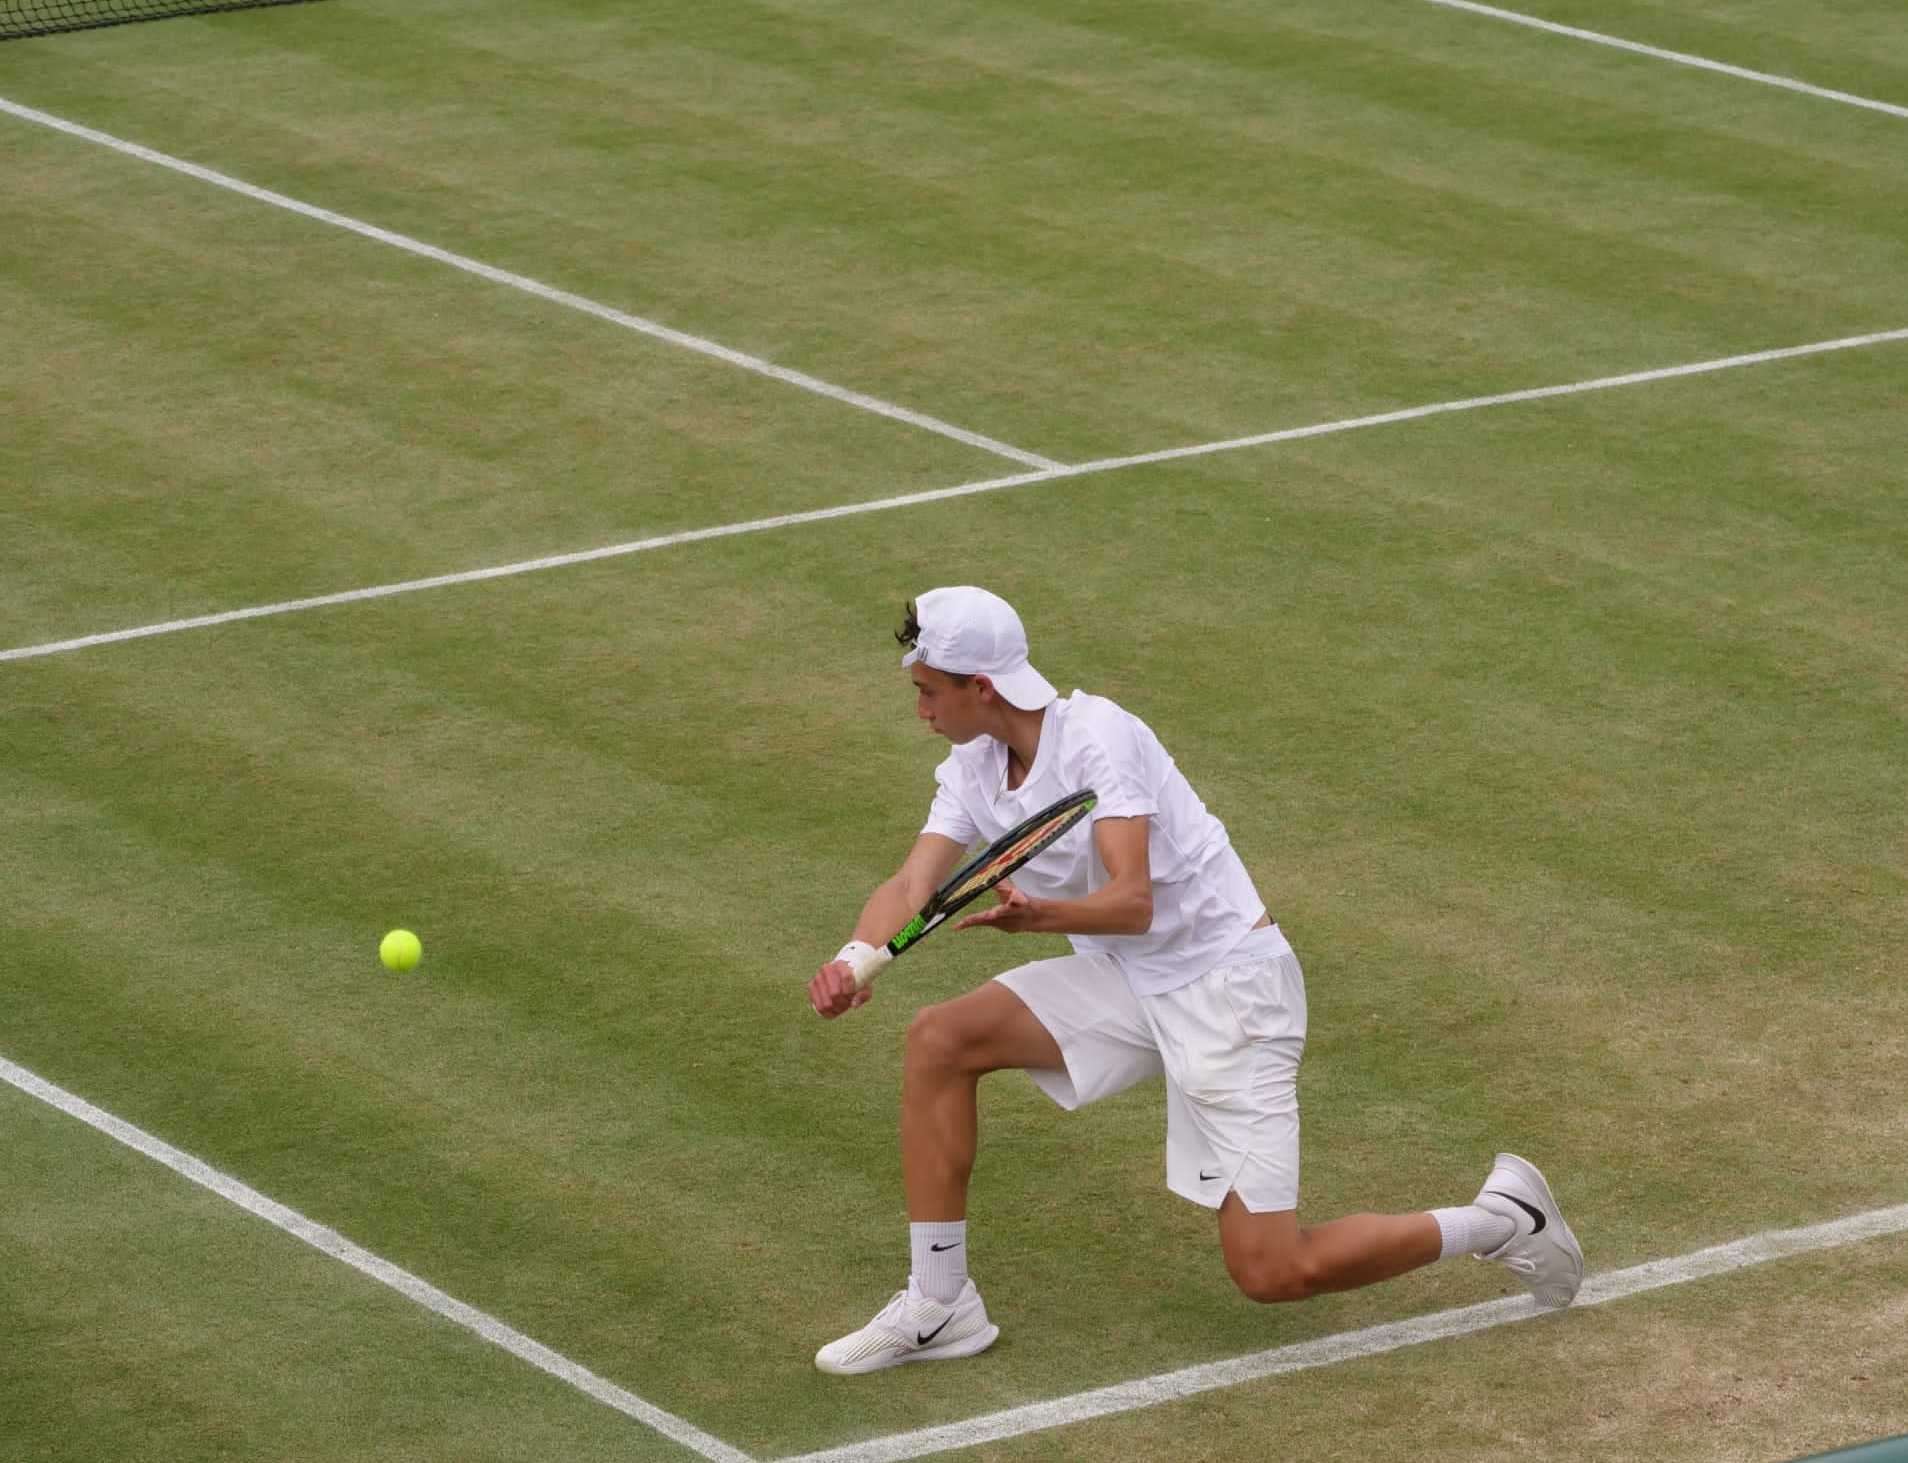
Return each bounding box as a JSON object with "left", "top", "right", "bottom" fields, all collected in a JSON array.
[{"left": 4, "top": 325, "right": 1904, "bottom": 666}]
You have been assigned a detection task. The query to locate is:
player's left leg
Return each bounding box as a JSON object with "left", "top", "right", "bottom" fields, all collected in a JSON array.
[
  {"left": 1217, "top": 1199, "right": 1441, "bottom": 1301},
  {"left": 1149, "top": 925, "right": 1583, "bottom": 1309},
  {"left": 1217, "top": 1155, "right": 1584, "bottom": 1309}
]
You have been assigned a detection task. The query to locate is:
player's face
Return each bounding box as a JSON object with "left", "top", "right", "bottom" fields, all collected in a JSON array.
[{"left": 912, "top": 665, "right": 988, "bottom": 743}]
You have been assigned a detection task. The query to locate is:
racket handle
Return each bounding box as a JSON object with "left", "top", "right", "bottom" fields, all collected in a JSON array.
[{"left": 838, "top": 940, "right": 893, "bottom": 991}]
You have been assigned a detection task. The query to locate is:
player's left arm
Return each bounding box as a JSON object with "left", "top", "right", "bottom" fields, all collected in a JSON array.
[{"left": 954, "top": 815, "right": 1153, "bottom": 936}]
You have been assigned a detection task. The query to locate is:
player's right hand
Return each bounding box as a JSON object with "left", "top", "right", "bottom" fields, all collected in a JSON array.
[{"left": 809, "top": 959, "right": 874, "bottom": 1019}]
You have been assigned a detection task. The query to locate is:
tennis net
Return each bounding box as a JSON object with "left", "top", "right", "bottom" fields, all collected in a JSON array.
[{"left": 1, "top": 0, "right": 320, "bottom": 40}]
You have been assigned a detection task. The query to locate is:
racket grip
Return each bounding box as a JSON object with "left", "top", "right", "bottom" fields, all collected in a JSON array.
[{"left": 838, "top": 940, "right": 893, "bottom": 991}]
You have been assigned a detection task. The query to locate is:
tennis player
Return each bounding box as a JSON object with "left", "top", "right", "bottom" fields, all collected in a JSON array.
[{"left": 807, "top": 586, "right": 1582, "bottom": 1375}]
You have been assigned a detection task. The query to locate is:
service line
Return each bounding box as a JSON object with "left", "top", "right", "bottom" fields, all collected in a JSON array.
[{"left": 4, "top": 325, "right": 1906, "bottom": 666}]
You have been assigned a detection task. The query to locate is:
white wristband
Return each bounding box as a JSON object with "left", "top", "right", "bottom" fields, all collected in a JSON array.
[{"left": 835, "top": 940, "right": 893, "bottom": 990}]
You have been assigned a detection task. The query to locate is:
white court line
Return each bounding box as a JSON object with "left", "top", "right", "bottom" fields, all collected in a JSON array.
[
  {"left": 8, "top": 1064, "right": 1905, "bottom": 1463},
  {"left": 777, "top": 1203, "right": 1908, "bottom": 1463},
  {"left": 1423, "top": 0, "right": 1908, "bottom": 121},
  {"left": 0, "top": 1054, "right": 755, "bottom": 1463},
  {"left": 5, "top": 324, "right": 1905, "bottom": 666},
  {"left": 0, "top": 94, "right": 1057, "bottom": 471}
]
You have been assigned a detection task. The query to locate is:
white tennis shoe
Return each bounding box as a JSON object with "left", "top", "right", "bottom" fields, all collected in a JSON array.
[
  {"left": 814, "top": 1278, "right": 1000, "bottom": 1375},
  {"left": 1474, "top": 1152, "right": 1584, "bottom": 1308}
]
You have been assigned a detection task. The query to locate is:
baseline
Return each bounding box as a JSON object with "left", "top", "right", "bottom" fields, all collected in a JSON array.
[{"left": 776, "top": 1203, "right": 1908, "bottom": 1463}]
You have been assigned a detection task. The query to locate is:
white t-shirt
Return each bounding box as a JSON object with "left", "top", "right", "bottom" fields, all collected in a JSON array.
[{"left": 921, "top": 691, "right": 1265, "bottom": 996}]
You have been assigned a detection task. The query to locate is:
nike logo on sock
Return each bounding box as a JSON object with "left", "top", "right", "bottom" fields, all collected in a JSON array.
[
  {"left": 1487, "top": 1190, "right": 1547, "bottom": 1233},
  {"left": 929, "top": 1241, "right": 962, "bottom": 1252},
  {"left": 916, "top": 1316, "right": 953, "bottom": 1345}
]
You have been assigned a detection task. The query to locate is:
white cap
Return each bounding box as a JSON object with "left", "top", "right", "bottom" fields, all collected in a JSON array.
[{"left": 900, "top": 586, "right": 1058, "bottom": 711}]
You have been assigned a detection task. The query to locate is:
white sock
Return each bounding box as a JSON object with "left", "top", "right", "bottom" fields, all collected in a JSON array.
[
  {"left": 1431, "top": 1205, "right": 1515, "bottom": 1260},
  {"left": 910, "top": 1220, "right": 968, "bottom": 1303}
]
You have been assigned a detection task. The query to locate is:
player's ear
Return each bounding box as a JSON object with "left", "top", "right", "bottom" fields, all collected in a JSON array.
[{"left": 972, "top": 675, "right": 995, "bottom": 702}]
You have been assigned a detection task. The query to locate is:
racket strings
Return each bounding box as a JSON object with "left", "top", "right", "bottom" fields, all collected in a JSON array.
[{"left": 945, "top": 814, "right": 1080, "bottom": 902}]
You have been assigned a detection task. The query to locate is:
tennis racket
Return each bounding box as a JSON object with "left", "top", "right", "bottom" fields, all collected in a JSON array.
[{"left": 845, "top": 788, "right": 1098, "bottom": 990}]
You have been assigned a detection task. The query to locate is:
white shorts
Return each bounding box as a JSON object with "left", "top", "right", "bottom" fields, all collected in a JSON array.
[{"left": 995, "top": 924, "right": 1307, "bottom": 1214}]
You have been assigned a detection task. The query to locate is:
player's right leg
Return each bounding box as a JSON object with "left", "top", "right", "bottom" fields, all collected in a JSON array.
[
  {"left": 899, "top": 979, "right": 1065, "bottom": 1221},
  {"left": 816, "top": 980, "right": 1061, "bottom": 1375},
  {"left": 816, "top": 956, "right": 1156, "bottom": 1375}
]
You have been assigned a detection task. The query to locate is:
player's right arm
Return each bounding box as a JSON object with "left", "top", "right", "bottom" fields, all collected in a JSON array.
[{"left": 809, "top": 833, "right": 967, "bottom": 1019}]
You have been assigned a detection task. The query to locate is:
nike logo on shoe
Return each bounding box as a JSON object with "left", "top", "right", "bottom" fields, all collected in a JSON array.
[
  {"left": 916, "top": 1316, "right": 953, "bottom": 1345},
  {"left": 1487, "top": 1190, "right": 1547, "bottom": 1233},
  {"left": 929, "top": 1241, "right": 962, "bottom": 1252}
]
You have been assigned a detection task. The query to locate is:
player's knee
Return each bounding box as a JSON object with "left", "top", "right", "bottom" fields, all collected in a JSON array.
[
  {"left": 904, "top": 1001, "right": 976, "bottom": 1074},
  {"left": 1228, "top": 1245, "right": 1321, "bottom": 1305}
]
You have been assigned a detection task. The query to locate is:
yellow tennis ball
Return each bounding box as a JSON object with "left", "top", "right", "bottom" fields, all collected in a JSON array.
[{"left": 379, "top": 929, "right": 421, "bottom": 972}]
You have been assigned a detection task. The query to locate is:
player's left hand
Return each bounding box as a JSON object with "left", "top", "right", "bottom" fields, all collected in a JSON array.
[{"left": 954, "top": 881, "right": 1042, "bottom": 933}]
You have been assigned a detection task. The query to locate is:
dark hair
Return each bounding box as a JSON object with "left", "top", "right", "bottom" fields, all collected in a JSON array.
[
  {"left": 895, "top": 600, "right": 922, "bottom": 652},
  {"left": 896, "top": 600, "right": 971, "bottom": 684}
]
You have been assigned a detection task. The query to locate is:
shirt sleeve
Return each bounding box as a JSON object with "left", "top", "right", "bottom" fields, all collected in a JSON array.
[
  {"left": 921, "top": 752, "right": 982, "bottom": 847},
  {"left": 1072, "top": 703, "right": 1160, "bottom": 822}
]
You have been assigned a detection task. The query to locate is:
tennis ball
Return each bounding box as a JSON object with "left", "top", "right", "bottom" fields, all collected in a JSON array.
[{"left": 379, "top": 928, "right": 422, "bottom": 972}]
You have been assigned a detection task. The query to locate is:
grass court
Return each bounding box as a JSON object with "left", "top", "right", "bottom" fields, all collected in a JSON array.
[{"left": 3, "top": 2, "right": 1905, "bottom": 1458}]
